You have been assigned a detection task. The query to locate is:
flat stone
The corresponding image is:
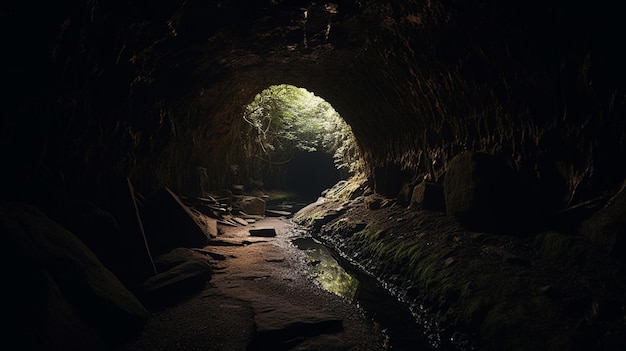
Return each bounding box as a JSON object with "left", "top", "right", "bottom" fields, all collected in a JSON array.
[
  {"left": 265, "top": 209, "right": 291, "bottom": 217},
  {"left": 249, "top": 228, "right": 277, "bottom": 237},
  {"left": 233, "top": 216, "right": 249, "bottom": 226},
  {"left": 251, "top": 298, "right": 343, "bottom": 348}
]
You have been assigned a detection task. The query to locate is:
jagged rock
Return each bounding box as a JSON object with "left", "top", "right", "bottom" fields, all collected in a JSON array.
[
  {"left": 410, "top": 181, "right": 446, "bottom": 212},
  {"left": 140, "top": 248, "right": 213, "bottom": 307},
  {"left": 0, "top": 202, "right": 148, "bottom": 350},
  {"left": 443, "top": 152, "right": 518, "bottom": 232},
  {"left": 142, "top": 187, "right": 210, "bottom": 255},
  {"left": 580, "top": 179, "right": 626, "bottom": 263}
]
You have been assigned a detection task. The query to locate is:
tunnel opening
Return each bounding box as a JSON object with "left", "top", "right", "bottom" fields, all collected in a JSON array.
[
  {"left": 285, "top": 151, "right": 340, "bottom": 202},
  {"left": 238, "top": 84, "right": 361, "bottom": 202}
]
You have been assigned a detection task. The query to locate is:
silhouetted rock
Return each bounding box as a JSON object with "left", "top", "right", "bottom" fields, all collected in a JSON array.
[
  {"left": 142, "top": 187, "right": 210, "bottom": 255},
  {"left": 443, "top": 152, "right": 518, "bottom": 232},
  {"left": 95, "top": 178, "right": 157, "bottom": 288},
  {"left": 0, "top": 202, "right": 148, "bottom": 351},
  {"left": 580, "top": 179, "right": 626, "bottom": 264},
  {"left": 410, "top": 181, "right": 445, "bottom": 212},
  {"left": 139, "top": 248, "right": 213, "bottom": 307}
]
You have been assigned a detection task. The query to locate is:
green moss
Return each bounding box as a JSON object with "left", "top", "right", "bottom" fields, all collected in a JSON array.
[
  {"left": 534, "top": 231, "right": 596, "bottom": 269},
  {"left": 326, "top": 175, "right": 367, "bottom": 201}
]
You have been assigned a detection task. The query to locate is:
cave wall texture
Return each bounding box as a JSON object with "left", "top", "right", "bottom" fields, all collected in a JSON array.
[{"left": 2, "top": 0, "right": 625, "bottom": 216}]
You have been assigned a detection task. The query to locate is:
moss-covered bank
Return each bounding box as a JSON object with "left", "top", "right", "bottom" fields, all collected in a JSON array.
[{"left": 293, "top": 181, "right": 626, "bottom": 351}]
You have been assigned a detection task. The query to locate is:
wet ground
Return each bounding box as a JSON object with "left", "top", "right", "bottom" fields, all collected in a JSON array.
[{"left": 118, "top": 217, "right": 394, "bottom": 351}]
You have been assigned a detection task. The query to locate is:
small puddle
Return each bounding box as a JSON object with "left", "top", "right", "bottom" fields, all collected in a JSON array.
[
  {"left": 292, "top": 236, "right": 430, "bottom": 351},
  {"left": 292, "top": 236, "right": 359, "bottom": 298}
]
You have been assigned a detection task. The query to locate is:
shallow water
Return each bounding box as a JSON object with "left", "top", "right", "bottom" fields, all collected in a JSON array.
[{"left": 291, "top": 235, "right": 430, "bottom": 350}]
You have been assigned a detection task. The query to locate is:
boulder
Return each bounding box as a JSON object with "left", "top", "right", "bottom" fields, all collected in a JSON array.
[
  {"left": 410, "top": 181, "right": 445, "bottom": 212},
  {"left": 443, "top": 152, "right": 518, "bottom": 232},
  {"left": 239, "top": 196, "right": 266, "bottom": 216},
  {"left": 580, "top": 179, "right": 626, "bottom": 263},
  {"left": 0, "top": 202, "right": 149, "bottom": 351},
  {"left": 142, "top": 187, "right": 210, "bottom": 255},
  {"left": 140, "top": 248, "right": 214, "bottom": 307}
]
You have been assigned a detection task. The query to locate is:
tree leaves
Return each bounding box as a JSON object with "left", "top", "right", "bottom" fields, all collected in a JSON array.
[{"left": 242, "top": 84, "right": 362, "bottom": 175}]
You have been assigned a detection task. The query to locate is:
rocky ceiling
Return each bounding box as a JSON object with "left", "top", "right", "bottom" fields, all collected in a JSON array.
[{"left": 2, "top": 0, "right": 625, "bottom": 214}]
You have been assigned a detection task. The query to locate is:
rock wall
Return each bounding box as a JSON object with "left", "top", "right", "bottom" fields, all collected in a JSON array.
[{"left": 2, "top": 0, "right": 625, "bottom": 216}]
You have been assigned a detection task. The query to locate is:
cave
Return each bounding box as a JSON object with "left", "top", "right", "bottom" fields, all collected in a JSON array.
[{"left": 2, "top": 1, "right": 626, "bottom": 350}]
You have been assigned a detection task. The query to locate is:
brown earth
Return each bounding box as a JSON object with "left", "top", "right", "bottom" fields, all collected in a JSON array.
[{"left": 117, "top": 216, "right": 386, "bottom": 351}]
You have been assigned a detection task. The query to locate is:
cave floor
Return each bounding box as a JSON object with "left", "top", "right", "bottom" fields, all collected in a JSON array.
[{"left": 117, "top": 217, "right": 386, "bottom": 351}]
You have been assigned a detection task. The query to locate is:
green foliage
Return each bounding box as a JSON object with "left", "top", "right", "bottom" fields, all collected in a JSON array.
[{"left": 242, "top": 84, "right": 362, "bottom": 175}]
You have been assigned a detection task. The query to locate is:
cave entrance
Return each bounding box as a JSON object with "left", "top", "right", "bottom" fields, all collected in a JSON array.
[{"left": 240, "top": 84, "right": 361, "bottom": 202}]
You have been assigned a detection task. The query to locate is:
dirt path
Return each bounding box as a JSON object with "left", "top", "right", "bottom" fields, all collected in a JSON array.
[{"left": 118, "top": 217, "right": 386, "bottom": 351}]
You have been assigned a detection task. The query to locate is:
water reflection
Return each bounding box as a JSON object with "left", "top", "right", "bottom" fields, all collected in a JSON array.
[
  {"left": 291, "top": 237, "right": 359, "bottom": 299},
  {"left": 291, "top": 235, "right": 431, "bottom": 350}
]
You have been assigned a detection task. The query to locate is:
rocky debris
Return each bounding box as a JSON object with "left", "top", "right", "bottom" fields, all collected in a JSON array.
[
  {"left": 139, "top": 248, "right": 214, "bottom": 307},
  {"left": 410, "top": 181, "right": 446, "bottom": 212},
  {"left": 443, "top": 151, "right": 519, "bottom": 232},
  {"left": 250, "top": 228, "right": 277, "bottom": 237},
  {"left": 181, "top": 194, "right": 277, "bottom": 233},
  {"left": 0, "top": 202, "right": 149, "bottom": 350},
  {"left": 142, "top": 187, "right": 210, "bottom": 255}
]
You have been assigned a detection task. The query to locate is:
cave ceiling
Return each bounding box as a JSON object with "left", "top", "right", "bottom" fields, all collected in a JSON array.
[{"left": 2, "top": 0, "right": 625, "bottom": 208}]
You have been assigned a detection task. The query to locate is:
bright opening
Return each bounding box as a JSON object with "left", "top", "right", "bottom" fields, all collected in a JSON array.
[{"left": 241, "top": 84, "right": 362, "bottom": 201}]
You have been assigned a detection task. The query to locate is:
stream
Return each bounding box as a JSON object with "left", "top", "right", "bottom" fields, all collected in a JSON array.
[{"left": 291, "top": 233, "right": 431, "bottom": 351}]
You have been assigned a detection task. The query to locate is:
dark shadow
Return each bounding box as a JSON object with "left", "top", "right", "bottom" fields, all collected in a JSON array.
[{"left": 285, "top": 151, "right": 341, "bottom": 202}]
